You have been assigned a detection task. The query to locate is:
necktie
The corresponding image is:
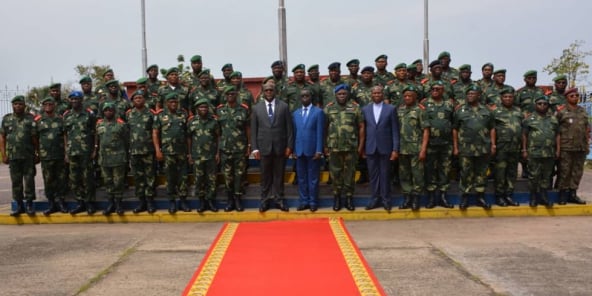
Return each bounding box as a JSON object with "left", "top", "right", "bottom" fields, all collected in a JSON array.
[
  {"left": 303, "top": 107, "right": 308, "bottom": 124},
  {"left": 268, "top": 103, "right": 274, "bottom": 122}
]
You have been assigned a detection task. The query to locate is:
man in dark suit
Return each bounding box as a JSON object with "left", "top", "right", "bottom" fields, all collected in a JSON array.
[
  {"left": 292, "top": 89, "right": 325, "bottom": 212},
  {"left": 362, "top": 85, "right": 400, "bottom": 211},
  {"left": 251, "top": 81, "right": 294, "bottom": 212}
]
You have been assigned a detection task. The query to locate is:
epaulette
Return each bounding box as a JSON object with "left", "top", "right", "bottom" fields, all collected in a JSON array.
[
  {"left": 96, "top": 119, "right": 104, "bottom": 125},
  {"left": 419, "top": 98, "right": 427, "bottom": 104},
  {"left": 150, "top": 109, "right": 159, "bottom": 115},
  {"left": 117, "top": 118, "right": 125, "bottom": 124},
  {"left": 212, "top": 114, "right": 219, "bottom": 119},
  {"left": 450, "top": 79, "right": 458, "bottom": 85},
  {"left": 217, "top": 104, "right": 225, "bottom": 109},
  {"left": 386, "top": 80, "right": 395, "bottom": 85},
  {"left": 240, "top": 103, "right": 249, "bottom": 110},
  {"left": 188, "top": 115, "right": 194, "bottom": 121},
  {"left": 63, "top": 110, "right": 71, "bottom": 117},
  {"left": 417, "top": 103, "right": 426, "bottom": 110},
  {"left": 421, "top": 78, "right": 429, "bottom": 85},
  {"left": 34, "top": 114, "right": 42, "bottom": 121},
  {"left": 326, "top": 102, "right": 335, "bottom": 107},
  {"left": 125, "top": 109, "right": 133, "bottom": 114},
  {"left": 351, "top": 101, "right": 359, "bottom": 106},
  {"left": 556, "top": 105, "right": 566, "bottom": 112},
  {"left": 306, "top": 80, "right": 315, "bottom": 86},
  {"left": 86, "top": 108, "right": 94, "bottom": 114},
  {"left": 544, "top": 89, "right": 553, "bottom": 96},
  {"left": 154, "top": 109, "right": 164, "bottom": 114},
  {"left": 454, "top": 104, "right": 463, "bottom": 111},
  {"left": 488, "top": 104, "right": 497, "bottom": 111}
]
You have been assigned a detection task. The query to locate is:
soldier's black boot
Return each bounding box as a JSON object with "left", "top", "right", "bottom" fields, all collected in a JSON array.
[
  {"left": 133, "top": 197, "right": 147, "bottom": 214},
  {"left": 476, "top": 193, "right": 491, "bottom": 210},
  {"left": 224, "top": 193, "right": 235, "bottom": 212},
  {"left": 197, "top": 198, "right": 208, "bottom": 213},
  {"left": 505, "top": 193, "right": 519, "bottom": 206},
  {"left": 146, "top": 197, "right": 157, "bottom": 214},
  {"left": 425, "top": 191, "right": 436, "bottom": 209},
  {"left": 178, "top": 197, "right": 191, "bottom": 212},
  {"left": 345, "top": 196, "right": 355, "bottom": 211},
  {"left": 234, "top": 195, "right": 244, "bottom": 212},
  {"left": 568, "top": 190, "right": 587, "bottom": 205},
  {"left": 168, "top": 199, "right": 177, "bottom": 214},
  {"left": 70, "top": 200, "right": 86, "bottom": 215},
  {"left": 25, "top": 200, "right": 35, "bottom": 216},
  {"left": 529, "top": 191, "right": 538, "bottom": 207},
  {"left": 558, "top": 190, "right": 568, "bottom": 205},
  {"left": 411, "top": 194, "right": 420, "bottom": 211},
  {"left": 58, "top": 198, "right": 69, "bottom": 213},
  {"left": 332, "top": 194, "right": 342, "bottom": 211},
  {"left": 103, "top": 197, "right": 115, "bottom": 216},
  {"left": 207, "top": 199, "right": 218, "bottom": 213},
  {"left": 10, "top": 200, "right": 25, "bottom": 217},
  {"left": 399, "top": 195, "right": 411, "bottom": 209},
  {"left": 439, "top": 191, "right": 454, "bottom": 208},
  {"left": 44, "top": 199, "right": 59, "bottom": 216},
  {"left": 539, "top": 189, "right": 553, "bottom": 208},
  {"left": 495, "top": 193, "right": 508, "bottom": 207},
  {"left": 115, "top": 198, "right": 124, "bottom": 215},
  {"left": 459, "top": 194, "right": 469, "bottom": 211},
  {"left": 86, "top": 201, "right": 96, "bottom": 215}
]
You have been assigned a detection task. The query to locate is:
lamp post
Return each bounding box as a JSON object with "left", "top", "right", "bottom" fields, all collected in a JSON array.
[
  {"left": 278, "top": 0, "right": 288, "bottom": 75},
  {"left": 423, "top": 0, "right": 429, "bottom": 74},
  {"left": 141, "top": 0, "right": 148, "bottom": 75}
]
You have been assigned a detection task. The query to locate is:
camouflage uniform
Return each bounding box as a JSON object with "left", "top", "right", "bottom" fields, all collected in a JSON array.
[
  {"left": 452, "top": 80, "right": 473, "bottom": 106},
  {"left": 352, "top": 81, "right": 379, "bottom": 107},
  {"left": 492, "top": 104, "right": 522, "bottom": 198},
  {"left": 187, "top": 113, "right": 220, "bottom": 201},
  {"left": 146, "top": 79, "right": 164, "bottom": 110},
  {"left": 320, "top": 78, "right": 348, "bottom": 106},
  {"left": 216, "top": 103, "right": 250, "bottom": 196},
  {"left": 36, "top": 111, "right": 65, "bottom": 203},
  {"left": 158, "top": 84, "right": 191, "bottom": 112},
  {"left": 441, "top": 67, "right": 459, "bottom": 82},
  {"left": 153, "top": 108, "right": 188, "bottom": 200},
  {"left": 189, "top": 85, "right": 220, "bottom": 114},
  {"left": 236, "top": 87, "right": 256, "bottom": 112},
  {"left": 556, "top": 104, "right": 590, "bottom": 194},
  {"left": 477, "top": 79, "right": 494, "bottom": 94},
  {"left": 98, "top": 95, "right": 132, "bottom": 121},
  {"left": 516, "top": 86, "right": 545, "bottom": 115},
  {"left": 324, "top": 101, "right": 362, "bottom": 199},
  {"left": 424, "top": 98, "right": 456, "bottom": 193},
  {"left": 64, "top": 108, "right": 96, "bottom": 202},
  {"left": 484, "top": 84, "right": 514, "bottom": 106},
  {"left": 1, "top": 112, "right": 37, "bottom": 202},
  {"left": 522, "top": 111, "right": 558, "bottom": 192},
  {"left": 82, "top": 92, "right": 100, "bottom": 115},
  {"left": 126, "top": 107, "right": 156, "bottom": 200},
  {"left": 374, "top": 71, "right": 395, "bottom": 87},
  {"left": 96, "top": 118, "right": 129, "bottom": 198},
  {"left": 421, "top": 78, "right": 454, "bottom": 100},
  {"left": 397, "top": 103, "right": 429, "bottom": 196},
  {"left": 548, "top": 90, "right": 566, "bottom": 112},
  {"left": 385, "top": 80, "right": 415, "bottom": 107},
  {"left": 55, "top": 99, "right": 71, "bottom": 117}
]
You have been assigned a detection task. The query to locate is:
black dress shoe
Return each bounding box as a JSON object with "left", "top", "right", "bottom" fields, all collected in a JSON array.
[
  {"left": 310, "top": 205, "right": 318, "bottom": 212},
  {"left": 178, "top": 198, "right": 191, "bottom": 212},
  {"left": 146, "top": 198, "right": 157, "bottom": 214},
  {"left": 383, "top": 205, "right": 392, "bottom": 212},
  {"left": 86, "top": 202, "right": 96, "bottom": 215},
  {"left": 69, "top": 201, "right": 86, "bottom": 215},
  {"left": 25, "top": 200, "right": 35, "bottom": 216},
  {"left": 259, "top": 200, "right": 270, "bottom": 213},
  {"left": 58, "top": 199, "right": 69, "bottom": 213},
  {"left": 43, "top": 200, "right": 59, "bottom": 216},
  {"left": 168, "top": 200, "right": 177, "bottom": 214},
  {"left": 365, "top": 198, "right": 379, "bottom": 210},
  {"left": 297, "top": 204, "right": 310, "bottom": 211}
]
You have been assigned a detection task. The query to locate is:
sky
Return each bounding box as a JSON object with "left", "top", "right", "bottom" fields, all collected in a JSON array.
[{"left": 1, "top": 0, "right": 591, "bottom": 92}]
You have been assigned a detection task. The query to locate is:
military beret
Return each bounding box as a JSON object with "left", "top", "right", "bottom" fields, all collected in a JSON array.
[
  {"left": 103, "top": 69, "right": 114, "bottom": 77},
  {"left": 223, "top": 85, "right": 237, "bottom": 94},
  {"left": 194, "top": 98, "right": 209, "bottom": 107},
  {"left": 534, "top": 94, "right": 549, "bottom": 103},
  {"left": 190, "top": 55, "right": 202, "bottom": 63},
  {"left": 11, "top": 95, "right": 25, "bottom": 103},
  {"left": 262, "top": 76, "right": 274, "bottom": 85},
  {"left": 164, "top": 92, "right": 178, "bottom": 101},
  {"left": 553, "top": 74, "right": 567, "bottom": 82},
  {"left": 328, "top": 62, "right": 341, "bottom": 70},
  {"left": 493, "top": 69, "right": 506, "bottom": 75},
  {"left": 523, "top": 70, "right": 537, "bottom": 77},
  {"left": 165, "top": 67, "right": 179, "bottom": 76},
  {"left": 102, "top": 102, "right": 116, "bottom": 111},
  {"left": 412, "top": 59, "right": 422, "bottom": 65},
  {"left": 198, "top": 69, "right": 210, "bottom": 77},
  {"left": 229, "top": 71, "right": 242, "bottom": 78},
  {"left": 79, "top": 76, "right": 92, "bottom": 84},
  {"left": 438, "top": 51, "right": 451, "bottom": 59},
  {"left": 105, "top": 80, "right": 119, "bottom": 87},
  {"left": 482, "top": 63, "right": 494, "bottom": 70},
  {"left": 146, "top": 64, "right": 158, "bottom": 72},
  {"left": 361, "top": 66, "right": 375, "bottom": 73},
  {"left": 394, "top": 63, "right": 407, "bottom": 70},
  {"left": 131, "top": 90, "right": 145, "bottom": 99},
  {"left": 346, "top": 59, "right": 360, "bottom": 67},
  {"left": 402, "top": 85, "right": 419, "bottom": 94},
  {"left": 375, "top": 54, "right": 388, "bottom": 62},
  {"left": 430, "top": 80, "right": 445, "bottom": 89},
  {"left": 41, "top": 97, "right": 55, "bottom": 104},
  {"left": 334, "top": 84, "right": 349, "bottom": 93},
  {"left": 458, "top": 64, "right": 471, "bottom": 71},
  {"left": 68, "top": 91, "right": 83, "bottom": 99},
  {"left": 271, "top": 60, "right": 284, "bottom": 68},
  {"left": 564, "top": 87, "right": 579, "bottom": 96},
  {"left": 307, "top": 65, "right": 319, "bottom": 72},
  {"left": 221, "top": 63, "right": 233, "bottom": 71},
  {"left": 49, "top": 83, "right": 61, "bottom": 89},
  {"left": 465, "top": 84, "right": 482, "bottom": 94},
  {"left": 407, "top": 64, "right": 417, "bottom": 71},
  {"left": 428, "top": 60, "right": 441, "bottom": 68},
  {"left": 136, "top": 77, "right": 148, "bottom": 85},
  {"left": 292, "top": 64, "right": 305, "bottom": 72},
  {"left": 499, "top": 88, "right": 515, "bottom": 95}
]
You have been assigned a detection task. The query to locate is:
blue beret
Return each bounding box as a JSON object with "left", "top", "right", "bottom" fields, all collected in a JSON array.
[
  {"left": 68, "top": 91, "right": 83, "bottom": 99},
  {"left": 328, "top": 62, "right": 341, "bottom": 70},
  {"left": 346, "top": 59, "right": 360, "bottom": 67},
  {"left": 361, "top": 66, "right": 375, "bottom": 73},
  {"left": 334, "top": 84, "right": 349, "bottom": 93},
  {"left": 271, "top": 60, "right": 284, "bottom": 68}
]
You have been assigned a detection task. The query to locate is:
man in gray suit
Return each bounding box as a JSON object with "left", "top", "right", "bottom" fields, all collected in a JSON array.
[
  {"left": 362, "top": 85, "right": 400, "bottom": 211},
  {"left": 251, "top": 82, "right": 294, "bottom": 212}
]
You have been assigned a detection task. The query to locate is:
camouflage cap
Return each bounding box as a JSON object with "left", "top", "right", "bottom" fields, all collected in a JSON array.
[
  {"left": 465, "top": 84, "right": 482, "bottom": 94},
  {"left": 346, "top": 59, "right": 360, "bottom": 67},
  {"left": 438, "top": 51, "right": 451, "bottom": 59},
  {"left": 428, "top": 60, "right": 441, "bottom": 68},
  {"left": 229, "top": 71, "right": 242, "bottom": 78},
  {"left": 105, "top": 80, "right": 119, "bottom": 87},
  {"left": 361, "top": 66, "right": 375, "bottom": 73},
  {"left": 79, "top": 76, "right": 92, "bottom": 84},
  {"left": 194, "top": 98, "right": 209, "bottom": 107},
  {"left": 334, "top": 84, "right": 349, "bottom": 93},
  {"left": 11, "top": 95, "right": 25, "bottom": 103},
  {"left": 292, "top": 64, "right": 305, "bottom": 72},
  {"left": 493, "top": 69, "right": 506, "bottom": 75},
  {"left": 190, "top": 55, "right": 202, "bottom": 63},
  {"left": 328, "top": 62, "right": 341, "bottom": 70},
  {"left": 564, "top": 88, "right": 579, "bottom": 96},
  {"left": 198, "top": 69, "right": 210, "bottom": 77},
  {"left": 102, "top": 102, "right": 116, "bottom": 111},
  {"left": 394, "top": 63, "right": 407, "bottom": 70},
  {"left": 307, "top": 64, "right": 319, "bottom": 72},
  {"left": 412, "top": 59, "right": 422, "bottom": 65},
  {"left": 40, "top": 97, "right": 55, "bottom": 104},
  {"left": 49, "top": 83, "right": 61, "bottom": 89},
  {"left": 146, "top": 64, "right": 158, "bottom": 72},
  {"left": 402, "top": 85, "right": 419, "bottom": 94},
  {"left": 375, "top": 54, "right": 388, "bottom": 62},
  {"left": 223, "top": 85, "right": 237, "bottom": 94},
  {"left": 164, "top": 92, "right": 178, "bottom": 101},
  {"left": 553, "top": 74, "right": 567, "bottom": 82},
  {"left": 221, "top": 63, "right": 233, "bottom": 71},
  {"left": 131, "top": 90, "right": 145, "bottom": 99},
  {"left": 458, "top": 64, "right": 471, "bottom": 71},
  {"left": 136, "top": 77, "right": 148, "bottom": 85},
  {"left": 165, "top": 67, "right": 179, "bottom": 76},
  {"left": 523, "top": 70, "right": 537, "bottom": 77}
]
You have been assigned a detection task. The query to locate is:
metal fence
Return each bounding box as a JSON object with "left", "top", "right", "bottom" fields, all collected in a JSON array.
[{"left": 0, "top": 86, "right": 29, "bottom": 118}]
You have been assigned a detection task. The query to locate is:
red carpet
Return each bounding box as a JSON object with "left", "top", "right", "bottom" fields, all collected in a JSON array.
[{"left": 183, "top": 218, "right": 386, "bottom": 296}]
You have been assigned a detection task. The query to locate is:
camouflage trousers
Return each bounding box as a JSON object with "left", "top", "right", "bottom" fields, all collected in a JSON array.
[
  {"left": 425, "top": 145, "right": 452, "bottom": 192},
  {"left": 557, "top": 151, "right": 586, "bottom": 190},
  {"left": 41, "top": 159, "right": 65, "bottom": 200},
  {"left": 193, "top": 158, "right": 217, "bottom": 200},
  {"left": 458, "top": 155, "right": 489, "bottom": 193},
  {"left": 69, "top": 155, "right": 95, "bottom": 201},
  {"left": 399, "top": 153, "right": 425, "bottom": 195},
  {"left": 164, "top": 154, "right": 187, "bottom": 200},
  {"left": 527, "top": 157, "right": 554, "bottom": 191},
  {"left": 221, "top": 152, "right": 246, "bottom": 195},
  {"left": 101, "top": 165, "right": 126, "bottom": 197},
  {"left": 8, "top": 158, "right": 36, "bottom": 201},
  {"left": 329, "top": 151, "right": 357, "bottom": 197},
  {"left": 493, "top": 150, "right": 519, "bottom": 195},
  {"left": 130, "top": 154, "right": 155, "bottom": 198}
]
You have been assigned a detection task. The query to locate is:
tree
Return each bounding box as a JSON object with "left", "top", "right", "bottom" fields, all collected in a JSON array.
[
  {"left": 74, "top": 63, "right": 112, "bottom": 85},
  {"left": 543, "top": 40, "right": 592, "bottom": 87}
]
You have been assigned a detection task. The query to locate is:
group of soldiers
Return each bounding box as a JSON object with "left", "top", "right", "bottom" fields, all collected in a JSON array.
[{"left": 1, "top": 51, "right": 589, "bottom": 217}]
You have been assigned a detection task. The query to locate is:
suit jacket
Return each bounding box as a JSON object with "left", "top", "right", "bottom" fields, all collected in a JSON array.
[
  {"left": 251, "top": 99, "right": 294, "bottom": 156},
  {"left": 362, "top": 103, "right": 400, "bottom": 155},
  {"left": 292, "top": 105, "right": 324, "bottom": 157}
]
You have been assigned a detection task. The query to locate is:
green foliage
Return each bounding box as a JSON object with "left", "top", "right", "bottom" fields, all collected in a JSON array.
[
  {"left": 74, "top": 64, "right": 112, "bottom": 85},
  {"left": 543, "top": 40, "right": 592, "bottom": 87}
]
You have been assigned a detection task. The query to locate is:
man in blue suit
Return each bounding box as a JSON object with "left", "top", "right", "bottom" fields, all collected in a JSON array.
[
  {"left": 362, "top": 85, "right": 400, "bottom": 211},
  {"left": 292, "top": 89, "right": 325, "bottom": 212}
]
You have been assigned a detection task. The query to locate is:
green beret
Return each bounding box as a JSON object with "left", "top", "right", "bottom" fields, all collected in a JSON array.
[
  {"left": 164, "top": 92, "right": 178, "bottom": 101},
  {"left": 223, "top": 85, "right": 237, "bottom": 94},
  {"left": 346, "top": 59, "right": 360, "bottom": 67},
  {"left": 394, "top": 63, "right": 407, "bottom": 70},
  {"left": 41, "top": 97, "right": 55, "bottom": 104},
  {"left": 271, "top": 60, "right": 284, "bottom": 68},
  {"left": 499, "top": 87, "right": 515, "bottom": 95},
  {"left": 190, "top": 55, "right": 202, "bottom": 63},
  {"left": 102, "top": 102, "right": 116, "bottom": 111},
  {"left": 412, "top": 59, "right": 422, "bottom": 65},
  {"left": 105, "top": 80, "right": 119, "bottom": 87},
  {"left": 229, "top": 71, "right": 242, "bottom": 78},
  {"left": 49, "top": 83, "right": 61, "bottom": 89},
  {"left": 131, "top": 90, "right": 145, "bottom": 99},
  {"left": 428, "top": 60, "right": 441, "bottom": 68},
  {"left": 458, "top": 64, "right": 471, "bottom": 71},
  {"left": 307, "top": 64, "right": 319, "bottom": 72},
  {"left": 438, "top": 51, "right": 451, "bottom": 59},
  {"left": 136, "top": 77, "right": 148, "bottom": 85},
  {"left": 146, "top": 64, "right": 158, "bottom": 73},
  {"left": 523, "top": 70, "right": 537, "bottom": 77},
  {"left": 79, "top": 76, "right": 92, "bottom": 84},
  {"left": 482, "top": 63, "right": 494, "bottom": 70},
  {"left": 11, "top": 95, "right": 25, "bottom": 103},
  {"left": 292, "top": 64, "right": 305, "bottom": 72},
  {"left": 402, "top": 85, "right": 419, "bottom": 94},
  {"left": 194, "top": 98, "right": 209, "bottom": 107},
  {"left": 553, "top": 74, "right": 567, "bottom": 82},
  {"left": 103, "top": 69, "right": 114, "bottom": 77},
  {"left": 375, "top": 54, "right": 388, "bottom": 62},
  {"left": 465, "top": 84, "right": 482, "bottom": 94},
  {"left": 262, "top": 76, "right": 274, "bottom": 85},
  {"left": 328, "top": 62, "right": 341, "bottom": 70},
  {"left": 493, "top": 69, "right": 506, "bottom": 75},
  {"left": 198, "top": 69, "right": 210, "bottom": 77},
  {"left": 165, "top": 67, "right": 179, "bottom": 76},
  {"left": 534, "top": 94, "right": 548, "bottom": 103},
  {"left": 430, "top": 80, "right": 445, "bottom": 89},
  {"left": 407, "top": 64, "right": 417, "bottom": 71},
  {"left": 221, "top": 63, "right": 233, "bottom": 71}
]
